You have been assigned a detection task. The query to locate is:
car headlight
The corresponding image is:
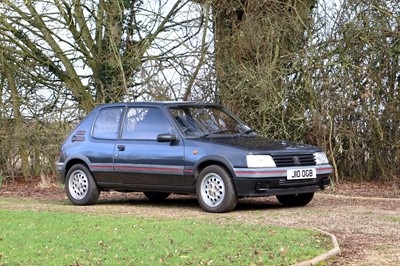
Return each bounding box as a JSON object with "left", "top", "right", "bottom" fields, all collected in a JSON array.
[
  {"left": 246, "top": 155, "right": 276, "bottom": 168},
  {"left": 314, "top": 152, "right": 329, "bottom": 165}
]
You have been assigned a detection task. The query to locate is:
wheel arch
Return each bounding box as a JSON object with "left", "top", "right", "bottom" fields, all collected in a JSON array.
[
  {"left": 194, "top": 156, "right": 236, "bottom": 181},
  {"left": 62, "top": 155, "right": 92, "bottom": 182}
]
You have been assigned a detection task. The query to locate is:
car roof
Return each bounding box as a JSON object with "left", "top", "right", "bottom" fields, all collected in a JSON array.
[{"left": 94, "top": 101, "right": 223, "bottom": 109}]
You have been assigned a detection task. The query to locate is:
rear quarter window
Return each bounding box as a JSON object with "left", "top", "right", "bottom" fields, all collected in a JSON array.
[{"left": 92, "top": 107, "right": 124, "bottom": 139}]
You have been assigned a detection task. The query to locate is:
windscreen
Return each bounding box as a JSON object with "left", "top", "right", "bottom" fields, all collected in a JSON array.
[{"left": 170, "top": 106, "right": 253, "bottom": 137}]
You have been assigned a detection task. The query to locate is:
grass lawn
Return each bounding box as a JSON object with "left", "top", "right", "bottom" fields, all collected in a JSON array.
[{"left": 0, "top": 208, "right": 331, "bottom": 265}]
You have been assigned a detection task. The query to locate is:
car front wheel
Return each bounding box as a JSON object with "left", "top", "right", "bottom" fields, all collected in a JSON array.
[
  {"left": 196, "top": 165, "right": 237, "bottom": 213},
  {"left": 65, "top": 164, "right": 100, "bottom": 205},
  {"left": 276, "top": 192, "right": 314, "bottom": 207}
]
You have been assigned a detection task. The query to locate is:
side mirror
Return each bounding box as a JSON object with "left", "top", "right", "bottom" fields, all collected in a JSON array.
[{"left": 157, "top": 133, "right": 178, "bottom": 142}]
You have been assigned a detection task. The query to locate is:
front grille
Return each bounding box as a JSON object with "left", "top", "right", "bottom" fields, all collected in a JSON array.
[{"left": 272, "top": 154, "right": 316, "bottom": 167}]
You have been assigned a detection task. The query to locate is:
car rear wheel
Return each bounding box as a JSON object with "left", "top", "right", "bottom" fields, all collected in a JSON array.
[
  {"left": 143, "top": 192, "right": 171, "bottom": 201},
  {"left": 65, "top": 164, "right": 100, "bottom": 205},
  {"left": 276, "top": 192, "right": 314, "bottom": 207},
  {"left": 196, "top": 165, "right": 237, "bottom": 213}
]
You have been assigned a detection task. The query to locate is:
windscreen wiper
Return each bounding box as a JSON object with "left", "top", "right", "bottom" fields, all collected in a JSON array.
[
  {"left": 201, "top": 129, "right": 240, "bottom": 138},
  {"left": 239, "top": 129, "right": 256, "bottom": 136}
]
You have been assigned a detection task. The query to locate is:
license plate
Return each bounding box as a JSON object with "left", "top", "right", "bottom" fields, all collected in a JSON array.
[{"left": 287, "top": 168, "right": 316, "bottom": 180}]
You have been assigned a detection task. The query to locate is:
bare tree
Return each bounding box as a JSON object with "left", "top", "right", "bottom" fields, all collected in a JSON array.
[
  {"left": 0, "top": 0, "right": 206, "bottom": 112},
  {"left": 208, "top": 0, "right": 400, "bottom": 184},
  {"left": 310, "top": 0, "right": 400, "bottom": 183},
  {"left": 0, "top": 0, "right": 212, "bottom": 180}
]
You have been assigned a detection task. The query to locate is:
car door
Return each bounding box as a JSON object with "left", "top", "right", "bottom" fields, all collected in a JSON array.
[
  {"left": 88, "top": 106, "right": 124, "bottom": 185},
  {"left": 113, "top": 106, "right": 186, "bottom": 186}
]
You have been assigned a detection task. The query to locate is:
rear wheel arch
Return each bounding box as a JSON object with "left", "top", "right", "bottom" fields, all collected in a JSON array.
[{"left": 63, "top": 157, "right": 91, "bottom": 182}]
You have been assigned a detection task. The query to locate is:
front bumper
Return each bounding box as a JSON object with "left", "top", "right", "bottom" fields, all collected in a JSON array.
[{"left": 233, "top": 165, "right": 332, "bottom": 197}]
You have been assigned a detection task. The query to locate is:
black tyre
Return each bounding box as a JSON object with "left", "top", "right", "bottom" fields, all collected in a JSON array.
[
  {"left": 196, "top": 165, "right": 237, "bottom": 213},
  {"left": 65, "top": 164, "right": 100, "bottom": 205},
  {"left": 276, "top": 192, "right": 314, "bottom": 207},
  {"left": 143, "top": 191, "right": 171, "bottom": 201}
]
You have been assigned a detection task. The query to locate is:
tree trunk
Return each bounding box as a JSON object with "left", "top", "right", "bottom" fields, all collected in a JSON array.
[
  {"left": 212, "top": 0, "right": 316, "bottom": 135},
  {"left": 3, "top": 60, "right": 30, "bottom": 179}
]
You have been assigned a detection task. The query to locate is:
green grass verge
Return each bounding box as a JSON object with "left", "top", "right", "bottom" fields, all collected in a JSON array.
[
  {"left": 0, "top": 209, "right": 330, "bottom": 265},
  {"left": 385, "top": 215, "right": 400, "bottom": 223}
]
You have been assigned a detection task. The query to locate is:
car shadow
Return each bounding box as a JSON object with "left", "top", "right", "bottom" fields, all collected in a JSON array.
[
  {"left": 235, "top": 198, "right": 283, "bottom": 211},
  {"left": 95, "top": 192, "right": 284, "bottom": 212}
]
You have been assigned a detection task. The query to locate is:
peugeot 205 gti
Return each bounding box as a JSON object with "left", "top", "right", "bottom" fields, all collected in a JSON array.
[{"left": 57, "top": 102, "right": 333, "bottom": 213}]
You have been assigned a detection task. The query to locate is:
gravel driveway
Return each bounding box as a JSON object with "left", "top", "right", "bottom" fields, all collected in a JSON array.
[{"left": 1, "top": 182, "right": 399, "bottom": 265}]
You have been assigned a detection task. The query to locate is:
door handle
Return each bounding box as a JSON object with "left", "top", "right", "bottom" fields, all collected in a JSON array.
[{"left": 117, "top": 145, "right": 125, "bottom": 151}]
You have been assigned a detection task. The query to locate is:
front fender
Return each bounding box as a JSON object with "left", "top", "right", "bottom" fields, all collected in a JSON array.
[{"left": 193, "top": 155, "right": 236, "bottom": 179}]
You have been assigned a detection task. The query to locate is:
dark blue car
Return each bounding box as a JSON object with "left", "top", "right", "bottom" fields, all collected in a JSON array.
[{"left": 57, "top": 102, "right": 332, "bottom": 213}]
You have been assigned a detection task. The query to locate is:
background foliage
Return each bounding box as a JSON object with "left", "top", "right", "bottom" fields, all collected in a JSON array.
[{"left": 0, "top": 0, "right": 399, "bottom": 184}]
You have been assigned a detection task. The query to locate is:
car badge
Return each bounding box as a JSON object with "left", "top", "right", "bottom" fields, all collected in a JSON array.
[{"left": 293, "top": 156, "right": 301, "bottom": 166}]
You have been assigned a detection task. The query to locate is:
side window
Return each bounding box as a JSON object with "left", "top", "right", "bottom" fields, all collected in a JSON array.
[
  {"left": 122, "top": 107, "right": 172, "bottom": 140},
  {"left": 92, "top": 107, "right": 123, "bottom": 139}
]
